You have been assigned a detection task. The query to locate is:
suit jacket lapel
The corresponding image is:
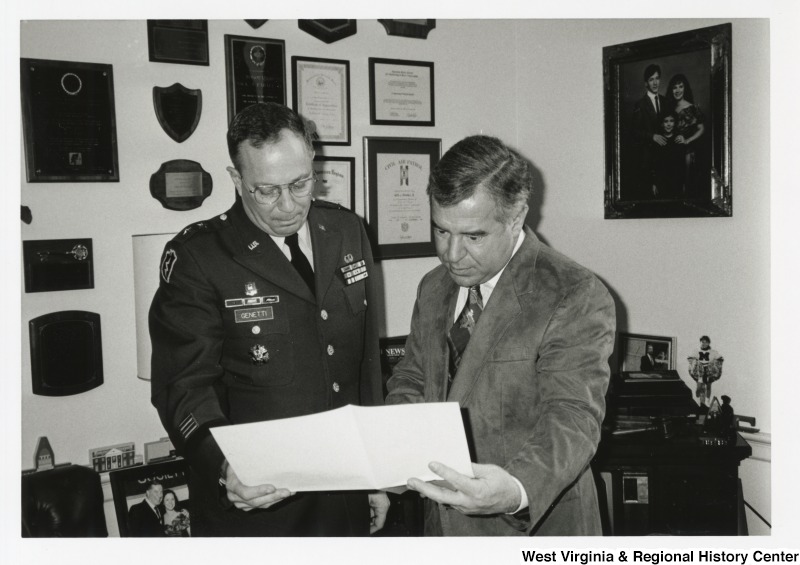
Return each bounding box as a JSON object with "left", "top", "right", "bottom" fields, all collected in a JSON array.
[
  {"left": 448, "top": 228, "right": 541, "bottom": 401},
  {"left": 226, "top": 199, "right": 316, "bottom": 303},
  {"left": 308, "top": 205, "right": 343, "bottom": 303}
]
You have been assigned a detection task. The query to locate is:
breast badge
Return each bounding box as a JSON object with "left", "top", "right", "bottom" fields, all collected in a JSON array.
[
  {"left": 250, "top": 344, "right": 270, "bottom": 365},
  {"left": 245, "top": 282, "right": 258, "bottom": 296}
]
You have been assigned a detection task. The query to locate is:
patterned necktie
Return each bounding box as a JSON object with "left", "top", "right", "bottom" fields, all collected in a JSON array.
[
  {"left": 285, "top": 233, "right": 315, "bottom": 295},
  {"left": 447, "top": 285, "right": 483, "bottom": 389}
]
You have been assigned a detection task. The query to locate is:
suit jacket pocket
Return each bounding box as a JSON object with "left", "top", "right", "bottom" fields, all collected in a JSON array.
[{"left": 223, "top": 314, "right": 295, "bottom": 387}]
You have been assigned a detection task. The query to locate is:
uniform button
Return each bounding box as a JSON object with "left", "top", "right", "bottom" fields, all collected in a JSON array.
[
  {"left": 251, "top": 326, "right": 261, "bottom": 335},
  {"left": 220, "top": 213, "right": 227, "bottom": 221},
  {"left": 320, "top": 309, "right": 328, "bottom": 320},
  {"left": 364, "top": 299, "right": 368, "bottom": 306},
  {"left": 327, "top": 344, "right": 335, "bottom": 356},
  {"left": 332, "top": 382, "right": 340, "bottom": 393}
]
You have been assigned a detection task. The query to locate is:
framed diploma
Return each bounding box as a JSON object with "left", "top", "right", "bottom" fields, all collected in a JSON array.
[
  {"left": 147, "top": 20, "right": 209, "bottom": 66},
  {"left": 224, "top": 34, "right": 286, "bottom": 123},
  {"left": 21, "top": 58, "right": 119, "bottom": 182},
  {"left": 363, "top": 137, "right": 440, "bottom": 260},
  {"left": 292, "top": 56, "right": 351, "bottom": 146},
  {"left": 313, "top": 156, "right": 355, "bottom": 211},
  {"left": 369, "top": 58, "right": 434, "bottom": 127}
]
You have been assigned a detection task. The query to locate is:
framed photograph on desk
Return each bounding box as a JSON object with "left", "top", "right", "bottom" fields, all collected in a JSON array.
[
  {"left": 618, "top": 332, "right": 676, "bottom": 373},
  {"left": 110, "top": 458, "right": 190, "bottom": 537}
]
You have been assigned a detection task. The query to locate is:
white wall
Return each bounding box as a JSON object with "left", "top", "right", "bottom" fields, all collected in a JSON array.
[{"left": 19, "top": 18, "right": 771, "bottom": 534}]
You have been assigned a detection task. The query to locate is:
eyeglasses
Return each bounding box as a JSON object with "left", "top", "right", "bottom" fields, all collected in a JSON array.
[{"left": 241, "top": 173, "right": 316, "bottom": 206}]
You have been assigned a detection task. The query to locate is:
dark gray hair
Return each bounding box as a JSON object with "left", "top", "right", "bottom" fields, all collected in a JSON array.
[
  {"left": 428, "top": 135, "right": 531, "bottom": 220},
  {"left": 227, "top": 102, "right": 315, "bottom": 170}
]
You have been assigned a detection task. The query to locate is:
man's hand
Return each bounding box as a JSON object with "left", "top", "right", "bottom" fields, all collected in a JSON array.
[
  {"left": 368, "top": 492, "right": 390, "bottom": 534},
  {"left": 407, "top": 462, "right": 521, "bottom": 515},
  {"left": 222, "top": 460, "right": 294, "bottom": 511},
  {"left": 652, "top": 134, "right": 667, "bottom": 146}
]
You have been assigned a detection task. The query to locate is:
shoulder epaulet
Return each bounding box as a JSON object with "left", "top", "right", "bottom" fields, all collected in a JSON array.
[
  {"left": 172, "top": 213, "right": 229, "bottom": 243},
  {"left": 313, "top": 199, "right": 346, "bottom": 211}
]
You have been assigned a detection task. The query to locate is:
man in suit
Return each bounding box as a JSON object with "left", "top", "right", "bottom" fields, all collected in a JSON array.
[
  {"left": 386, "top": 135, "right": 615, "bottom": 536},
  {"left": 640, "top": 344, "right": 656, "bottom": 370},
  {"left": 149, "top": 102, "right": 389, "bottom": 536},
  {"left": 127, "top": 482, "right": 164, "bottom": 537},
  {"left": 632, "top": 63, "right": 670, "bottom": 198}
]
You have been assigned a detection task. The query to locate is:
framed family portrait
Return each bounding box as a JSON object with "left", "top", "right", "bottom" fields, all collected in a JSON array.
[
  {"left": 617, "top": 332, "right": 676, "bottom": 374},
  {"left": 109, "top": 458, "right": 190, "bottom": 537},
  {"left": 363, "top": 137, "right": 440, "bottom": 260},
  {"left": 312, "top": 155, "right": 355, "bottom": 211},
  {"left": 369, "top": 58, "right": 435, "bottom": 127},
  {"left": 603, "top": 23, "right": 732, "bottom": 219},
  {"left": 292, "top": 56, "right": 351, "bottom": 145}
]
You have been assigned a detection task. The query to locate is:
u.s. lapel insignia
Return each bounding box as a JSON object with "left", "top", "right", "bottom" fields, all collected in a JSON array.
[
  {"left": 250, "top": 344, "right": 269, "bottom": 365},
  {"left": 160, "top": 249, "right": 178, "bottom": 283},
  {"left": 248, "top": 240, "right": 259, "bottom": 251},
  {"left": 318, "top": 224, "right": 326, "bottom": 231},
  {"left": 245, "top": 282, "right": 258, "bottom": 296},
  {"left": 344, "top": 253, "right": 353, "bottom": 263}
]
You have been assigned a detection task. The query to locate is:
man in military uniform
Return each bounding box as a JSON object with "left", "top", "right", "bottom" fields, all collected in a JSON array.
[{"left": 149, "top": 102, "right": 389, "bottom": 536}]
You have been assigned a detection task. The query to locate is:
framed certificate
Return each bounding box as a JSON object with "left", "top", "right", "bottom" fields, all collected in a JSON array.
[
  {"left": 21, "top": 58, "right": 119, "bottom": 182},
  {"left": 292, "top": 56, "right": 351, "bottom": 146},
  {"left": 369, "top": 58, "right": 434, "bottom": 127},
  {"left": 224, "top": 34, "right": 286, "bottom": 123},
  {"left": 313, "top": 156, "right": 355, "bottom": 211},
  {"left": 363, "top": 137, "right": 440, "bottom": 260}
]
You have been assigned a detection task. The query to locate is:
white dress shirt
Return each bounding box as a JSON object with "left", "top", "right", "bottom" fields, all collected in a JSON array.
[{"left": 269, "top": 222, "right": 314, "bottom": 270}]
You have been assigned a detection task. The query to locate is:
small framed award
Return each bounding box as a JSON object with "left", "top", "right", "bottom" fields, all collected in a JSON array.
[
  {"left": 21, "top": 58, "right": 119, "bottom": 182},
  {"left": 147, "top": 20, "right": 209, "bottom": 66},
  {"left": 312, "top": 156, "right": 355, "bottom": 211},
  {"left": 363, "top": 137, "right": 440, "bottom": 260},
  {"left": 225, "top": 34, "right": 286, "bottom": 123},
  {"left": 292, "top": 56, "right": 351, "bottom": 146},
  {"left": 369, "top": 58, "right": 434, "bottom": 127}
]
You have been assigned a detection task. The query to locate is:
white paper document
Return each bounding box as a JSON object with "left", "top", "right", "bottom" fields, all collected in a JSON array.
[{"left": 210, "top": 402, "right": 473, "bottom": 492}]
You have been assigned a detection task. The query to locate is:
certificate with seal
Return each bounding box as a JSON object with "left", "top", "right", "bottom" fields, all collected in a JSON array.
[
  {"left": 21, "top": 58, "right": 119, "bottom": 182},
  {"left": 369, "top": 58, "right": 434, "bottom": 126},
  {"left": 364, "top": 137, "right": 440, "bottom": 260},
  {"left": 292, "top": 56, "right": 351, "bottom": 145},
  {"left": 224, "top": 34, "right": 286, "bottom": 123},
  {"left": 312, "top": 156, "right": 355, "bottom": 211}
]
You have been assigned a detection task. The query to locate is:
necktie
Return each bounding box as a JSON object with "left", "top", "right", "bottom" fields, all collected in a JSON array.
[
  {"left": 285, "top": 233, "right": 315, "bottom": 295},
  {"left": 655, "top": 96, "right": 661, "bottom": 115},
  {"left": 154, "top": 506, "right": 161, "bottom": 522},
  {"left": 447, "top": 285, "right": 483, "bottom": 389}
]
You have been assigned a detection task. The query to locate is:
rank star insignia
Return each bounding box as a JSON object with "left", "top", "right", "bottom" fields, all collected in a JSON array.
[
  {"left": 250, "top": 344, "right": 269, "bottom": 364},
  {"left": 245, "top": 282, "right": 258, "bottom": 296}
]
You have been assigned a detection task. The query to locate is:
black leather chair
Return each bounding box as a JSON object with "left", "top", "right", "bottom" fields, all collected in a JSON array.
[{"left": 22, "top": 464, "right": 108, "bottom": 537}]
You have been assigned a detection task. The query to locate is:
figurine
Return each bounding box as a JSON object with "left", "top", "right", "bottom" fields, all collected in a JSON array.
[{"left": 687, "top": 335, "right": 723, "bottom": 409}]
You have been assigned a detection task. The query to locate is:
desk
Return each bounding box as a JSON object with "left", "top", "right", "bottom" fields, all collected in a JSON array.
[{"left": 593, "top": 428, "right": 751, "bottom": 536}]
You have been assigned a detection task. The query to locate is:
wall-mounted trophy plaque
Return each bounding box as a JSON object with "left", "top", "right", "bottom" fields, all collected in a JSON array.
[
  {"left": 224, "top": 34, "right": 286, "bottom": 123},
  {"left": 29, "top": 311, "right": 104, "bottom": 397},
  {"left": 147, "top": 20, "right": 209, "bottom": 66},
  {"left": 298, "top": 20, "right": 357, "bottom": 44},
  {"left": 153, "top": 83, "right": 202, "bottom": 143},
  {"left": 150, "top": 159, "right": 212, "bottom": 211},
  {"left": 23, "top": 238, "right": 94, "bottom": 293},
  {"left": 245, "top": 20, "right": 268, "bottom": 29},
  {"left": 20, "top": 58, "right": 119, "bottom": 182}
]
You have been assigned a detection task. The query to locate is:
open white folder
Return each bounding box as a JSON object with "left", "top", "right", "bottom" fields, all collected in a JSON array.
[{"left": 210, "top": 402, "right": 473, "bottom": 492}]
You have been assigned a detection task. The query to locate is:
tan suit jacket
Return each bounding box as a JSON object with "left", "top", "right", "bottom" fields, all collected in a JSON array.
[{"left": 386, "top": 227, "right": 615, "bottom": 536}]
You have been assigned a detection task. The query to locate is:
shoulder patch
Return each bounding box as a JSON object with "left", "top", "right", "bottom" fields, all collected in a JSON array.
[{"left": 160, "top": 248, "right": 178, "bottom": 283}]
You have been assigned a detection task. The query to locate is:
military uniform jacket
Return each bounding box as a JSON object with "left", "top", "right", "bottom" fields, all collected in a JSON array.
[
  {"left": 386, "top": 227, "right": 615, "bottom": 536},
  {"left": 149, "top": 199, "right": 382, "bottom": 536}
]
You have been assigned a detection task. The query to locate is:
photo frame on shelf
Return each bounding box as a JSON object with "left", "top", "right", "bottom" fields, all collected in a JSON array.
[
  {"left": 292, "top": 56, "right": 351, "bottom": 146},
  {"left": 617, "top": 332, "right": 676, "bottom": 374},
  {"left": 603, "top": 23, "right": 732, "bottom": 219},
  {"left": 110, "top": 458, "right": 191, "bottom": 537},
  {"left": 363, "top": 137, "right": 440, "bottom": 260},
  {"left": 312, "top": 156, "right": 355, "bottom": 211},
  {"left": 378, "top": 19, "right": 436, "bottom": 39},
  {"left": 369, "top": 58, "right": 434, "bottom": 127}
]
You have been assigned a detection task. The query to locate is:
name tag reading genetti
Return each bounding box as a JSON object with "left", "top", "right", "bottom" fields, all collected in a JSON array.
[{"left": 234, "top": 307, "right": 274, "bottom": 323}]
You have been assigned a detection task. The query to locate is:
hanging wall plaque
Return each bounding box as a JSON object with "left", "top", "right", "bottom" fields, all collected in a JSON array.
[
  {"left": 224, "top": 34, "right": 286, "bottom": 123},
  {"left": 153, "top": 83, "right": 202, "bottom": 143},
  {"left": 150, "top": 159, "right": 212, "bottom": 211},
  {"left": 298, "top": 20, "right": 357, "bottom": 44},
  {"left": 23, "top": 238, "right": 94, "bottom": 293},
  {"left": 147, "top": 20, "right": 209, "bottom": 66},
  {"left": 21, "top": 58, "right": 119, "bottom": 182}
]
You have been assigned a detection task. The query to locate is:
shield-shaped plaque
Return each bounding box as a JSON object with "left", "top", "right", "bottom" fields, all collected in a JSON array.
[{"left": 153, "top": 83, "right": 202, "bottom": 143}]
